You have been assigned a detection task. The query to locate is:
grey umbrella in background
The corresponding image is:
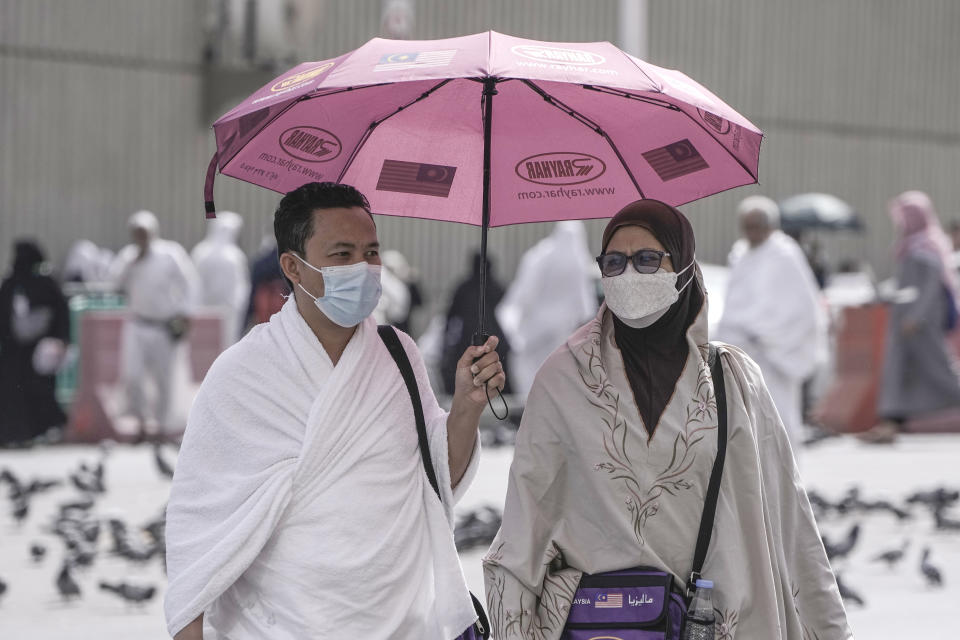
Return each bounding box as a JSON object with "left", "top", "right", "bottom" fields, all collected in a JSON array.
[{"left": 779, "top": 193, "right": 863, "bottom": 233}]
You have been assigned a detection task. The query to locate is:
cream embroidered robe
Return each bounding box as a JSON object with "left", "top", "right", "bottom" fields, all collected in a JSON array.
[{"left": 483, "top": 300, "right": 851, "bottom": 640}]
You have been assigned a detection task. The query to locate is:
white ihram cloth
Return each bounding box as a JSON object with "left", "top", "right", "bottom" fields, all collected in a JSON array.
[
  {"left": 109, "top": 239, "right": 200, "bottom": 431},
  {"left": 496, "top": 221, "right": 598, "bottom": 397},
  {"left": 164, "top": 298, "right": 480, "bottom": 639},
  {"left": 191, "top": 212, "right": 251, "bottom": 346},
  {"left": 716, "top": 231, "right": 827, "bottom": 447}
]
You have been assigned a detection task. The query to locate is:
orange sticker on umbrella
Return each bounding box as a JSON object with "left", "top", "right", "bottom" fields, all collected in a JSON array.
[{"left": 270, "top": 62, "right": 335, "bottom": 92}]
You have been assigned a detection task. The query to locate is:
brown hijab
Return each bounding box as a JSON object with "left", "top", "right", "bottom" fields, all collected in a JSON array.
[{"left": 601, "top": 199, "right": 705, "bottom": 438}]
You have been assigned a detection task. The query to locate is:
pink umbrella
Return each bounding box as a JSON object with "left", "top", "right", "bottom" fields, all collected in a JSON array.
[{"left": 204, "top": 30, "right": 763, "bottom": 341}]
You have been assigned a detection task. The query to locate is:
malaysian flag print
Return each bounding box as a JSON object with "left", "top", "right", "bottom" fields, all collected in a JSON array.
[
  {"left": 594, "top": 592, "right": 624, "bottom": 609},
  {"left": 642, "top": 139, "right": 710, "bottom": 182},
  {"left": 376, "top": 160, "right": 457, "bottom": 198},
  {"left": 374, "top": 50, "right": 457, "bottom": 72}
]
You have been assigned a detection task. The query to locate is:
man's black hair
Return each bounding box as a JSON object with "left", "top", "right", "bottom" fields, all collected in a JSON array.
[{"left": 273, "top": 182, "right": 373, "bottom": 289}]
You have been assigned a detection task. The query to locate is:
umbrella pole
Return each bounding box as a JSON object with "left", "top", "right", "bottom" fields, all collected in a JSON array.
[
  {"left": 473, "top": 77, "right": 509, "bottom": 421},
  {"left": 474, "top": 77, "right": 497, "bottom": 348}
]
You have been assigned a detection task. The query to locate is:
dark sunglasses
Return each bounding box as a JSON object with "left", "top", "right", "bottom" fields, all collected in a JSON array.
[{"left": 596, "top": 249, "right": 671, "bottom": 277}]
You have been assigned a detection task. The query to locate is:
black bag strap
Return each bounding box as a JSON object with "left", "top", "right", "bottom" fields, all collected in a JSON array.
[
  {"left": 377, "top": 325, "right": 442, "bottom": 501},
  {"left": 378, "top": 325, "right": 491, "bottom": 638},
  {"left": 688, "top": 343, "right": 728, "bottom": 595}
]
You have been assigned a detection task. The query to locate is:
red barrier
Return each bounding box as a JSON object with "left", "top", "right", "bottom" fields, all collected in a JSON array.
[
  {"left": 813, "top": 304, "right": 888, "bottom": 433},
  {"left": 66, "top": 311, "right": 222, "bottom": 443},
  {"left": 815, "top": 303, "right": 960, "bottom": 434}
]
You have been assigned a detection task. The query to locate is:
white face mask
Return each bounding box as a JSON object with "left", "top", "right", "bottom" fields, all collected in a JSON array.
[
  {"left": 602, "top": 259, "right": 695, "bottom": 327},
  {"left": 294, "top": 254, "right": 382, "bottom": 328}
]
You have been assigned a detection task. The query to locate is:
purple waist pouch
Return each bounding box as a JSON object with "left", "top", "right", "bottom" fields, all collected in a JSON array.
[{"left": 561, "top": 567, "right": 687, "bottom": 640}]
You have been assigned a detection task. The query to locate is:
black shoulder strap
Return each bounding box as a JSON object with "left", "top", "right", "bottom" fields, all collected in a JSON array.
[
  {"left": 377, "top": 324, "right": 490, "bottom": 640},
  {"left": 689, "top": 343, "right": 728, "bottom": 594},
  {"left": 377, "top": 325, "right": 442, "bottom": 502},
  {"left": 378, "top": 326, "right": 491, "bottom": 638}
]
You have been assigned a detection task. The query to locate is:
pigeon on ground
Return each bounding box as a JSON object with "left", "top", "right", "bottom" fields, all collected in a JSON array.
[
  {"left": 58, "top": 496, "right": 95, "bottom": 516},
  {"left": 25, "top": 478, "right": 62, "bottom": 495},
  {"left": 69, "top": 460, "right": 105, "bottom": 494},
  {"left": 108, "top": 518, "right": 158, "bottom": 563},
  {"left": 142, "top": 516, "right": 166, "bottom": 555},
  {"left": 861, "top": 499, "right": 912, "bottom": 521},
  {"left": 80, "top": 519, "right": 101, "bottom": 545},
  {"left": 834, "top": 572, "right": 865, "bottom": 606},
  {"left": 30, "top": 542, "right": 47, "bottom": 563},
  {"left": 55, "top": 563, "right": 81, "bottom": 600},
  {"left": 0, "top": 468, "right": 23, "bottom": 494},
  {"left": 2, "top": 470, "right": 27, "bottom": 505},
  {"left": 920, "top": 547, "right": 943, "bottom": 587},
  {"left": 455, "top": 506, "right": 502, "bottom": 551},
  {"left": 99, "top": 581, "right": 157, "bottom": 604},
  {"left": 107, "top": 518, "right": 130, "bottom": 553},
  {"left": 68, "top": 544, "right": 97, "bottom": 569},
  {"left": 933, "top": 508, "right": 960, "bottom": 531},
  {"left": 143, "top": 511, "right": 168, "bottom": 573},
  {"left": 153, "top": 443, "right": 175, "bottom": 479},
  {"left": 806, "top": 490, "right": 832, "bottom": 518},
  {"left": 822, "top": 523, "right": 861, "bottom": 561},
  {"left": 906, "top": 488, "right": 959, "bottom": 511},
  {"left": 834, "top": 487, "right": 863, "bottom": 516},
  {"left": 11, "top": 495, "right": 29, "bottom": 524},
  {"left": 871, "top": 540, "right": 909, "bottom": 568}
]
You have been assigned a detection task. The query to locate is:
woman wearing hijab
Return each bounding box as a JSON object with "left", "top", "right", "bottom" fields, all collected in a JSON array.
[
  {"left": 483, "top": 200, "right": 850, "bottom": 639},
  {"left": 861, "top": 191, "right": 960, "bottom": 443},
  {"left": 0, "top": 240, "right": 70, "bottom": 446}
]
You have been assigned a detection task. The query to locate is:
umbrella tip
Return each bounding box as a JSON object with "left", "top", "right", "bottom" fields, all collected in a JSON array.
[{"left": 205, "top": 201, "right": 217, "bottom": 219}]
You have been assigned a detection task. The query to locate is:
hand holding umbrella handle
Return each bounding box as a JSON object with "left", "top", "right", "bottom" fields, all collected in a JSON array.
[{"left": 472, "top": 331, "right": 509, "bottom": 421}]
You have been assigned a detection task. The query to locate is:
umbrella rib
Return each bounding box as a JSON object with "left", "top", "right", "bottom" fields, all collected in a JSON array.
[
  {"left": 581, "top": 85, "right": 679, "bottom": 111},
  {"left": 520, "top": 79, "right": 645, "bottom": 199},
  {"left": 218, "top": 85, "right": 385, "bottom": 170},
  {"left": 675, "top": 108, "right": 758, "bottom": 182},
  {"left": 584, "top": 85, "right": 759, "bottom": 183},
  {"left": 336, "top": 78, "right": 453, "bottom": 184}
]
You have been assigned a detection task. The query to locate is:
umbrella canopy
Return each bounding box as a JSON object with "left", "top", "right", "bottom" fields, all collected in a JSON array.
[
  {"left": 205, "top": 31, "right": 762, "bottom": 225},
  {"left": 203, "top": 31, "right": 763, "bottom": 350},
  {"left": 778, "top": 193, "right": 862, "bottom": 232}
]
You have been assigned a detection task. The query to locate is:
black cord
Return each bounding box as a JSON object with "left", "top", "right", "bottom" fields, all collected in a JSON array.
[{"left": 485, "top": 383, "right": 509, "bottom": 421}]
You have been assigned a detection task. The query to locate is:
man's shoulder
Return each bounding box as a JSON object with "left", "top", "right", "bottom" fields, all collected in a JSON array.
[
  {"left": 769, "top": 231, "right": 806, "bottom": 259},
  {"left": 383, "top": 324, "right": 424, "bottom": 363},
  {"left": 203, "top": 324, "right": 276, "bottom": 387}
]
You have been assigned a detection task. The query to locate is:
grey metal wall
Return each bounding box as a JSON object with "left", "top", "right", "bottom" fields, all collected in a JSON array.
[
  {"left": 0, "top": 0, "right": 210, "bottom": 272},
  {"left": 2, "top": 0, "right": 958, "bottom": 329},
  {"left": 648, "top": 0, "right": 960, "bottom": 275},
  {"left": 0, "top": 0, "right": 620, "bottom": 328}
]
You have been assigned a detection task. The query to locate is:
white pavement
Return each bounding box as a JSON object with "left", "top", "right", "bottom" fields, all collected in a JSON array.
[{"left": 1, "top": 434, "right": 959, "bottom": 639}]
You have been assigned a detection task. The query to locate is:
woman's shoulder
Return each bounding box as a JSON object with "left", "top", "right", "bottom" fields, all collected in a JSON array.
[
  {"left": 712, "top": 341, "right": 760, "bottom": 372},
  {"left": 535, "top": 320, "right": 598, "bottom": 384},
  {"left": 710, "top": 341, "right": 768, "bottom": 402}
]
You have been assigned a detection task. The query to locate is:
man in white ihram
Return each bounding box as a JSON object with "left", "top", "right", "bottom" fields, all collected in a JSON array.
[
  {"left": 190, "top": 210, "right": 251, "bottom": 346},
  {"left": 165, "top": 182, "right": 505, "bottom": 639},
  {"left": 716, "top": 195, "right": 827, "bottom": 450},
  {"left": 496, "top": 221, "right": 597, "bottom": 397},
  {"left": 110, "top": 210, "right": 199, "bottom": 441}
]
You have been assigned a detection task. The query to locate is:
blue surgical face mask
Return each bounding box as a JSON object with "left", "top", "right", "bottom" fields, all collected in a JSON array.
[{"left": 293, "top": 254, "right": 382, "bottom": 328}]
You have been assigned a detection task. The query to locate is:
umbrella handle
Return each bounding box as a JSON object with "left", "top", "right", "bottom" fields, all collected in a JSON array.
[
  {"left": 472, "top": 331, "right": 509, "bottom": 421},
  {"left": 204, "top": 152, "right": 219, "bottom": 219}
]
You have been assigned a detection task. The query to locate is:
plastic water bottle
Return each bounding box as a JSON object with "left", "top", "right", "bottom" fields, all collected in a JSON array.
[{"left": 682, "top": 579, "right": 716, "bottom": 640}]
